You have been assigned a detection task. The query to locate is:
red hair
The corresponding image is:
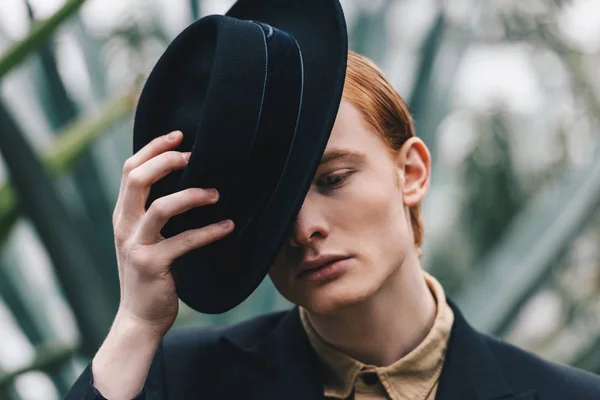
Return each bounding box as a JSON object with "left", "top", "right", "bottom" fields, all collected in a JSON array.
[{"left": 342, "top": 51, "right": 424, "bottom": 249}]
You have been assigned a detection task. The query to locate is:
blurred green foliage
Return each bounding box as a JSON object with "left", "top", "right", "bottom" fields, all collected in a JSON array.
[{"left": 0, "top": 0, "right": 599, "bottom": 398}]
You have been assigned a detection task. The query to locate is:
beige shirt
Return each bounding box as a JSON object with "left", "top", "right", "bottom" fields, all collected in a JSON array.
[{"left": 299, "top": 272, "right": 454, "bottom": 400}]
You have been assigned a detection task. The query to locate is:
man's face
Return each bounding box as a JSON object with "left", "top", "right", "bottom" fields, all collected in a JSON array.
[{"left": 268, "top": 100, "right": 426, "bottom": 315}]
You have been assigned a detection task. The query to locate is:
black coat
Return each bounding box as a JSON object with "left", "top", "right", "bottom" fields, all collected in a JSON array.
[{"left": 66, "top": 300, "right": 600, "bottom": 399}]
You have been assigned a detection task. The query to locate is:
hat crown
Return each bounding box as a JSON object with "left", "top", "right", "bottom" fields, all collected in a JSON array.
[
  {"left": 132, "top": 0, "right": 347, "bottom": 313},
  {"left": 174, "top": 16, "right": 305, "bottom": 246}
]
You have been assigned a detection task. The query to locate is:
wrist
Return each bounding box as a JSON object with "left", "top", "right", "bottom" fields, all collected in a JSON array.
[
  {"left": 92, "top": 312, "right": 165, "bottom": 399},
  {"left": 113, "top": 309, "right": 173, "bottom": 341}
]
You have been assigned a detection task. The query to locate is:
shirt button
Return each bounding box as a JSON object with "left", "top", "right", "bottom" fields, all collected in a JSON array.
[{"left": 361, "top": 372, "right": 379, "bottom": 386}]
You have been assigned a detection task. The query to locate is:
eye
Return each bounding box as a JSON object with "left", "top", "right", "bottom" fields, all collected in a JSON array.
[{"left": 317, "top": 171, "right": 352, "bottom": 189}]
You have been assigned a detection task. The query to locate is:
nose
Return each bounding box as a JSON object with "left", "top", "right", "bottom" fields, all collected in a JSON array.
[{"left": 287, "top": 196, "right": 328, "bottom": 247}]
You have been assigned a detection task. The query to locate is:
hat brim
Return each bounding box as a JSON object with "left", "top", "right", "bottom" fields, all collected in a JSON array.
[{"left": 140, "top": 0, "right": 347, "bottom": 313}]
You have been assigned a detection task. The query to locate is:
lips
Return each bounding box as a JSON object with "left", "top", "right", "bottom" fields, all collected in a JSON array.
[{"left": 296, "top": 254, "right": 350, "bottom": 278}]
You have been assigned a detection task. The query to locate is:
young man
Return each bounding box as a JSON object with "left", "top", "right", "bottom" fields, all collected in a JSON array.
[{"left": 66, "top": 2, "right": 600, "bottom": 400}]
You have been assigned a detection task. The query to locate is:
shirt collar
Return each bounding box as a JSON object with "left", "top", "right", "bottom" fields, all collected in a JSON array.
[{"left": 299, "top": 271, "right": 454, "bottom": 399}]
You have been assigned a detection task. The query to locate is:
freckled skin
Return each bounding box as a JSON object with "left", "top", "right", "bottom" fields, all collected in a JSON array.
[{"left": 268, "top": 100, "right": 418, "bottom": 315}]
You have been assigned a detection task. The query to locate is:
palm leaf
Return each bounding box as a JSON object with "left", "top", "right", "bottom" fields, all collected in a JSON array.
[
  {"left": 25, "top": 0, "right": 123, "bottom": 305},
  {"left": 0, "top": 99, "right": 115, "bottom": 358},
  {"left": 0, "top": 91, "right": 136, "bottom": 245},
  {"left": 456, "top": 142, "right": 600, "bottom": 335},
  {"left": 0, "top": 0, "right": 85, "bottom": 79},
  {"left": 189, "top": 0, "right": 201, "bottom": 21}
]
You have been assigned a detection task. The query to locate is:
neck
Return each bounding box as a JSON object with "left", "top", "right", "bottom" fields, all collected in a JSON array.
[{"left": 306, "top": 256, "right": 436, "bottom": 367}]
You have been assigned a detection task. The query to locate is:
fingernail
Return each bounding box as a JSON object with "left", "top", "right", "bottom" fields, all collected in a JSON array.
[
  {"left": 167, "top": 130, "right": 181, "bottom": 141},
  {"left": 207, "top": 188, "right": 219, "bottom": 199},
  {"left": 219, "top": 220, "right": 233, "bottom": 229},
  {"left": 182, "top": 152, "right": 191, "bottom": 161}
]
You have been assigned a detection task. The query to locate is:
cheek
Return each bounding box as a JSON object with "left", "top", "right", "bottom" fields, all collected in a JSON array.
[
  {"left": 346, "top": 180, "right": 403, "bottom": 233},
  {"left": 345, "top": 180, "right": 410, "bottom": 263}
]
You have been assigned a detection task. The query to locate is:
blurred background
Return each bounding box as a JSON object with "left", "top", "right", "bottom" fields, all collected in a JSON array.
[{"left": 0, "top": 0, "right": 599, "bottom": 398}]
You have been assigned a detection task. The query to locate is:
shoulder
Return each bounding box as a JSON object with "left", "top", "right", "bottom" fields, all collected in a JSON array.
[
  {"left": 144, "top": 309, "right": 292, "bottom": 398},
  {"left": 160, "top": 308, "right": 291, "bottom": 362},
  {"left": 482, "top": 332, "right": 600, "bottom": 398}
]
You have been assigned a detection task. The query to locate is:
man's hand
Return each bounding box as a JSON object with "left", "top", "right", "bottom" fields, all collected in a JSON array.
[{"left": 92, "top": 130, "right": 235, "bottom": 399}]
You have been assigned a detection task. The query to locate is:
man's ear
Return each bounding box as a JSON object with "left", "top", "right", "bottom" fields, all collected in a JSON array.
[{"left": 395, "top": 137, "right": 431, "bottom": 207}]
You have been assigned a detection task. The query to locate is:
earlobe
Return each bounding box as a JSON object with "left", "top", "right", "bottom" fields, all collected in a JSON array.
[{"left": 396, "top": 138, "right": 431, "bottom": 207}]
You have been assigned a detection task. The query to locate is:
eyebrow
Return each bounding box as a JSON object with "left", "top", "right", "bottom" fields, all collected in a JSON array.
[{"left": 319, "top": 149, "right": 367, "bottom": 166}]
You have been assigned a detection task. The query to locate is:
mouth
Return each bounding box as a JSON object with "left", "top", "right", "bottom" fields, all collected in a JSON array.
[{"left": 296, "top": 255, "right": 352, "bottom": 281}]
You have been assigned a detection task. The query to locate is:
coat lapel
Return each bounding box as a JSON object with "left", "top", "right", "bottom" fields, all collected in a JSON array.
[
  {"left": 217, "top": 302, "right": 539, "bottom": 400},
  {"left": 436, "top": 299, "right": 537, "bottom": 400},
  {"left": 217, "top": 308, "right": 324, "bottom": 400}
]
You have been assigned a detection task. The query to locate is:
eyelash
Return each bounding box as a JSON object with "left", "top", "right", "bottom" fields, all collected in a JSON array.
[{"left": 317, "top": 171, "right": 352, "bottom": 189}]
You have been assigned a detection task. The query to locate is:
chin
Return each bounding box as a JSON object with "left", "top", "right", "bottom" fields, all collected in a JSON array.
[{"left": 297, "top": 273, "right": 381, "bottom": 316}]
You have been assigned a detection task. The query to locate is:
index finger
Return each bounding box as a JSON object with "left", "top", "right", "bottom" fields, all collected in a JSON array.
[{"left": 115, "top": 130, "right": 183, "bottom": 215}]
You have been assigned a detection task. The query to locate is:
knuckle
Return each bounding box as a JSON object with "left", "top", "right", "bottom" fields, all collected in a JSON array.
[
  {"left": 122, "top": 158, "right": 136, "bottom": 176},
  {"left": 128, "top": 245, "right": 153, "bottom": 267},
  {"left": 148, "top": 198, "right": 169, "bottom": 219},
  {"left": 113, "top": 224, "right": 128, "bottom": 246},
  {"left": 127, "top": 169, "right": 145, "bottom": 188}
]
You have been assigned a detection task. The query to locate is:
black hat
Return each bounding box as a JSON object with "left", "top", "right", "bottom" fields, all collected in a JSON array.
[{"left": 133, "top": 0, "right": 348, "bottom": 313}]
